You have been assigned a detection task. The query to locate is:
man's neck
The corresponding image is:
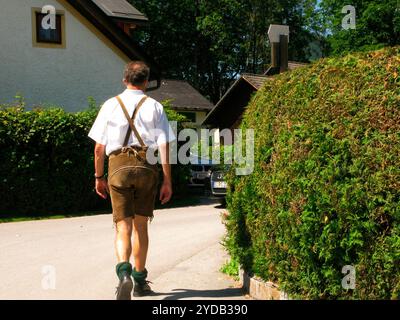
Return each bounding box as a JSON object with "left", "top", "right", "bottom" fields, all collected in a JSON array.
[{"left": 126, "top": 84, "right": 145, "bottom": 92}]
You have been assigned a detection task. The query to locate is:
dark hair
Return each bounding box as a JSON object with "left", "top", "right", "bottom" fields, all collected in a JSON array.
[{"left": 123, "top": 61, "right": 150, "bottom": 86}]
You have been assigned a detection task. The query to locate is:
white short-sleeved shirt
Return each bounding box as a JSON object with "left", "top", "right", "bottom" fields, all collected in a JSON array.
[{"left": 88, "top": 89, "right": 176, "bottom": 156}]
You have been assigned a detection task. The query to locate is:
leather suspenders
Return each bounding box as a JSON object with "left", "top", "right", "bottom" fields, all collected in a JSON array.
[{"left": 115, "top": 95, "right": 148, "bottom": 148}]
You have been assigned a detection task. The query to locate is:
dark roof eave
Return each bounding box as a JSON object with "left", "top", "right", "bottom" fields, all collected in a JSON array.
[
  {"left": 203, "top": 62, "right": 309, "bottom": 127},
  {"left": 66, "top": 0, "right": 161, "bottom": 84},
  {"left": 170, "top": 106, "right": 212, "bottom": 112},
  {"left": 110, "top": 17, "right": 149, "bottom": 26},
  {"left": 202, "top": 77, "right": 246, "bottom": 126}
]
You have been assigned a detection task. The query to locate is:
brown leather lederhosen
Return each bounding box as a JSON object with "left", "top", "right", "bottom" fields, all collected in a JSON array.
[{"left": 108, "top": 95, "right": 159, "bottom": 223}]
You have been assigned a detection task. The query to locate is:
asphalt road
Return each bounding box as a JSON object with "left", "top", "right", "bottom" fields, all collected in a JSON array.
[{"left": 0, "top": 202, "right": 245, "bottom": 300}]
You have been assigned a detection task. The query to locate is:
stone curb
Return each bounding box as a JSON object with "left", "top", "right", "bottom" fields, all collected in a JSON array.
[{"left": 239, "top": 268, "right": 290, "bottom": 300}]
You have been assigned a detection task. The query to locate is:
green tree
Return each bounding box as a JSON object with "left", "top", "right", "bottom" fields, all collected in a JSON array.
[
  {"left": 129, "top": 0, "right": 318, "bottom": 103},
  {"left": 319, "top": 0, "right": 400, "bottom": 55}
]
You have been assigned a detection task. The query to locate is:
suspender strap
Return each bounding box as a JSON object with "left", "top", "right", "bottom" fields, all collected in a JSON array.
[{"left": 115, "top": 95, "right": 148, "bottom": 148}]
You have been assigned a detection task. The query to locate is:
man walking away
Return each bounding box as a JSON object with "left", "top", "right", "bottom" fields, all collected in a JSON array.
[{"left": 88, "top": 61, "right": 175, "bottom": 300}]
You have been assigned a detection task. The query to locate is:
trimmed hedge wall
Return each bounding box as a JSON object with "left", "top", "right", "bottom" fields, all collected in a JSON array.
[
  {"left": 225, "top": 47, "right": 400, "bottom": 299},
  {"left": 0, "top": 101, "right": 188, "bottom": 218}
]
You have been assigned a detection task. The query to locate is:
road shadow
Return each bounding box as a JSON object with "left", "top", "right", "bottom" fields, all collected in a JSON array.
[
  {"left": 147, "top": 287, "right": 245, "bottom": 300},
  {"left": 214, "top": 203, "right": 226, "bottom": 209}
]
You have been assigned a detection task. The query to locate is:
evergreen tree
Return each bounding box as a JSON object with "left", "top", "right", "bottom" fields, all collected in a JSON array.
[
  {"left": 129, "top": 0, "right": 317, "bottom": 103},
  {"left": 319, "top": 0, "right": 400, "bottom": 55}
]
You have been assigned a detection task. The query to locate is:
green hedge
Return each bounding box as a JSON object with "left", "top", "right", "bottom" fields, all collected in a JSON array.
[
  {"left": 225, "top": 47, "right": 400, "bottom": 299},
  {"left": 0, "top": 100, "right": 189, "bottom": 218}
]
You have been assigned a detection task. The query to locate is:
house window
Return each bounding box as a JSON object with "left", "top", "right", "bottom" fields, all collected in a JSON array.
[
  {"left": 32, "top": 8, "right": 66, "bottom": 49},
  {"left": 36, "top": 12, "right": 62, "bottom": 44}
]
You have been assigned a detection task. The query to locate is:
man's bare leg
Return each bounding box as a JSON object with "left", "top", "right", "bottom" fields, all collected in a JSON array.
[
  {"left": 114, "top": 217, "right": 134, "bottom": 300},
  {"left": 115, "top": 217, "right": 133, "bottom": 262},
  {"left": 133, "top": 215, "right": 149, "bottom": 272},
  {"left": 132, "top": 215, "right": 152, "bottom": 296}
]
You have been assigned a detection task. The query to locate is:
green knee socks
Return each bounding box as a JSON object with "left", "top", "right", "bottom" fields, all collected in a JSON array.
[
  {"left": 132, "top": 268, "right": 148, "bottom": 285},
  {"left": 116, "top": 262, "right": 133, "bottom": 281},
  {"left": 116, "top": 263, "right": 148, "bottom": 284}
]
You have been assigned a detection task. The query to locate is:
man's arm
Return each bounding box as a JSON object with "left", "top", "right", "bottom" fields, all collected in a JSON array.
[
  {"left": 94, "top": 143, "right": 109, "bottom": 199},
  {"left": 158, "top": 142, "right": 173, "bottom": 205}
]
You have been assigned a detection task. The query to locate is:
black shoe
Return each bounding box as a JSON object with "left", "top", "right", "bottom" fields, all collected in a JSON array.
[
  {"left": 116, "top": 272, "right": 133, "bottom": 300},
  {"left": 133, "top": 280, "right": 153, "bottom": 297}
]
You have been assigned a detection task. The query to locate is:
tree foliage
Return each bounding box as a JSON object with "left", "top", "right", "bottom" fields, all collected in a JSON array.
[
  {"left": 319, "top": 0, "right": 400, "bottom": 55},
  {"left": 128, "top": 1, "right": 400, "bottom": 101},
  {"left": 129, "top": 0, "right": 317, "bottom": 103}
]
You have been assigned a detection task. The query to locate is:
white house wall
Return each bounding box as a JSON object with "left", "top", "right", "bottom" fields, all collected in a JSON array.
[
  {"left": 0, "top": 0, "right": 128, "bottom": 112},
  {"left": 195, "top": 111, "right": 207, "bottom": 126}
]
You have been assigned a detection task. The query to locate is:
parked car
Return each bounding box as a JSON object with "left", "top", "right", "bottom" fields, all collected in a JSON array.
[
  {"left": 189, "top": 164, "right": 213, "bottom": 186},
  {"left": 209, "top": 166, "right": 230, "bottom": 205}
]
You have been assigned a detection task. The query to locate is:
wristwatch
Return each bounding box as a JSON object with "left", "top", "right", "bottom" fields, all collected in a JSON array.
[{"left": 95, "top": 174, "right": 105, "bottom": 180}]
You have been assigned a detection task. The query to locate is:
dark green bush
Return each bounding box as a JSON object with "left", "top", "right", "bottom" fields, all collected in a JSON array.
[
  {"left": 163, "top": 102, "right": 191, "bottom": 199},
  {"left": 0, "top": 100, "right": 189, "bottom": 218},
  {"left": 0, "top": 104, "right": 101, "bottom": 217},
  {"left": 225, "top": 47, "right": 400, "bottom": 299}
]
